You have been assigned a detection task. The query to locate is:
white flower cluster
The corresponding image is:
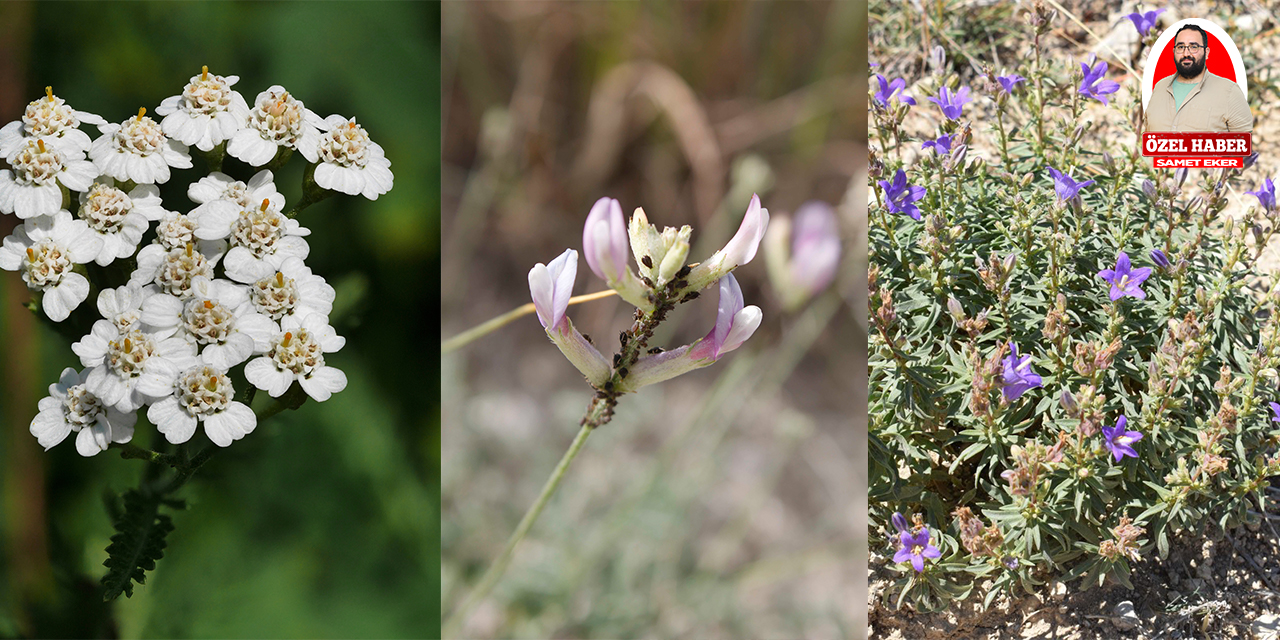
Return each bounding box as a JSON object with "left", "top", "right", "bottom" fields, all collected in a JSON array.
[{"left": 4, "top": 70, "right": 390, "bottom": 457}]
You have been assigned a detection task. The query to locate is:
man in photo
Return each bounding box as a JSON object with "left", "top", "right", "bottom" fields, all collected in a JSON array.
[{"left": 1144, "top": 23, "right": 1253, "bottom": 133}]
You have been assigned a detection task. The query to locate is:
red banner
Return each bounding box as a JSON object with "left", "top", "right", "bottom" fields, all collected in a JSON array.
[
  {"left": 1152, "top": 157, "right": 1243, "bottom": 168},
  {"left": 1142, "top": 132, "right": 1251, "bottom": 157}
]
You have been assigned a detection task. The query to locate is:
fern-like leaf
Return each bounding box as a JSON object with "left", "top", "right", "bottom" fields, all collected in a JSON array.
[{"left": 100, "top": 489, "right": 175, "bottom": 601}]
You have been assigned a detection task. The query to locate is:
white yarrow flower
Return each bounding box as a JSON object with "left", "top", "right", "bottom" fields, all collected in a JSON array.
[
  {"left": 196, "top": 197, "right": 310, "bottom": 283},
  {"left": 75, "top": 324, "right": 198, "bottom": 412},
  {"left": 131, "top": 241, "right": 222, "bottom": 299},
  {"left": 245, "top": 313, "right": 347, "bottom": 401},
  {"left": 0, "top": 211, "right": 103, "bottom": 321},
  {"left": 76, "top": 180, "right": 169, "bottom": 266},
  {"left": 140, "top": 276, "right": 275, "bottom": 370},
  {"left": 248, "top": 256, "right": 335, "bottom": 326},
  {"left": 154, "top": 66, "right": 250, "bottom": 152},
  {"left": 90, "top": 284, "right": 156, "bottom": 335},
  {"left": 0, "top": 87, "right": 106, "bottom": 159},
  {"left": 89, "top": 107, "right": 192, "bottom": 185},
  {"left": 148, "top": 364, "right": 256, "bottom": 447},
  {"left": 227, "top": 86, "right": 328, "bottom": 166},
  {"left": 188, "top": 170, "right": 284, "bottom": 211},
  {"left": 298, "top": 115, "right": 393, "bottom": 200},
  {"left": 0, "top": 138, "right": 98, "bottom": 219},
  {"left": 31, "top": 368, "right": 136, "bottom": 457}
]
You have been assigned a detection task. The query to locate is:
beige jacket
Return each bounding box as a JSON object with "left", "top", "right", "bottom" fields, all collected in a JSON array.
[{"left": 1144, "top": 71, "right": 1253, "bottom": 133}]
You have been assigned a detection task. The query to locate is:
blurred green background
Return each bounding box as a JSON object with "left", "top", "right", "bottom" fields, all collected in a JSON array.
[
  {"left": 441, "top": 2, "right": 865, "bottom": 638},
  {"left": 0, "top": 2, "right": 438, "bottom": 638}
]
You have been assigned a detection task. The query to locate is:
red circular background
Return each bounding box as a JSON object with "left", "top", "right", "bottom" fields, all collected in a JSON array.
[{"left": 1151, "top": 28, "right": 1239, "bottom": 85}]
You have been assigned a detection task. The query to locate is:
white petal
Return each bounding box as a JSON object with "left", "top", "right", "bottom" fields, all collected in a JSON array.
[
  {"left": 149, "top": 397, "right": 197, "bottom": 444},
  {"left": 299, "top": 366, "right": 346, "bottom": 402},
  {"left": 245, "top": 357, "right": 293, "bottom": 397},
  {"left": 31, "top": 408, "right": 72, "bottom": 450},
  {"left": 203, "top": 402, "right": 255, "bottom": 447}
]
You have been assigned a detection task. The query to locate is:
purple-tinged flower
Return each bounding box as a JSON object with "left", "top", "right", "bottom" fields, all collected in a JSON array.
[
  {"left": 1248, "top": 177, "right": 1276, "bottom": 214},
  {"left": 528, "top": 249, "right": 611, "bottom": 386},
  {"left": 873, "top": 74, "right": 916, "bottom": 107},
  {"left": 764, "top": 201, "right": 841, "bottom": 310},
  {"left": 1150, "top": 249, "right": 1170, "bottom": 269},
  {"left": 891, "top": 512, "right": 910, "bottom": 534},
  {"left": 686, "top": 194, "right": 770, "bottom": 293},
  {"left": 1047, "top": 166, "right": 1095, "bottom": 202},
  {"left": 997, "top": 74, "right": 1025, "bottom": 95},
  {"left": 620, "top": 273, "right": 762, "bottom": 392},
  {"left": 1269, "top": 402, "right": 1280, "bottom": 422},
  {"left": 893, "top": 526, "right": 942, "bottom": 572},
  {"left": 921, "top": 134, "right": 953, "bottom": 155},
  {"left": 1097, "top": 252, "right": 1152, "bottom": 301},
  {"left": 582, "top": 197, "right": 630, "bottom": 283},
  {"left": 1125, "top": 9, "right": 1165, "bottom": 35},
  {"left": 1002, "top": 556, "right": 1020, "bottom": 570},
  {"left": 878, "top": 169, "right": 926, "bottom": 221},
  {"left": 1101, "top": 415, "right": 1143, "bottom": 462},
  {"left": 1079, "top": 58, "right": 1121, "bottom": 105},
  {"left": 927, "top": 86, "right": 970, "bottom": 120},
  {"left": 1001, "top": 343, "right": 1043, "bottom": 402}
]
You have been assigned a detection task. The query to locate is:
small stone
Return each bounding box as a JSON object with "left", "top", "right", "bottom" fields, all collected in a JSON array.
[
  {"left": 1048, "top": 581, "right": 1067, "bottom": 599},
  {"left": 1253, "top": 613, "right": 1280, "bottom": 640},
  {"left": 1113, "top": 600, "right": 1139, "bottom": 631}
]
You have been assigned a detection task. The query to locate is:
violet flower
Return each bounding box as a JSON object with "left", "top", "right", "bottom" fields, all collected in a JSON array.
[
  {"left": 1047, "top": 166, "right": 1095, "bottom": 202},
  {"left": 1125, "top": 9, "right": 1164, "bottom": 35},
  {"left": 1001, "top": 342, "right": 1043, "bottom": 402},
  {"left": 1248, "top": 177, "right": 1276, "bottom": 214},
  {"left": 891, "top": 512, "right": 910, "bottom": 534},
  {"left": 878, "top": 169, "right": 926, "bottom": 221},
  {"left": 873, "top": 74, "right": 916, "bottom": 108},
  {"left": 1150, "top": 249, "right": 1170, "bottom": 269},
  {"left": 529, "top": 249, "right": 611, "bottom": 386},
  {"left": 927, "top": 86, "right": 970, "bottom": 120},
  {"left": 921, "top": 134, "right": 953, "bottom": 155},
  {"left": 1097, "top": 252, "right": 1152, "bottom": 301},
  {"left": 997, "top": 74, "right": 1025, "bottom": 95},
  {"left": 1079, "top": 58, "right": 1121, "bottom": 105},
  {"left": 619, "top": 273, "right": 761, "bottom": 392},
  {"left": 1101, "top": 415, "right": 1143, "bottom": 462},
  {"left": 1269, "top": 402, "right": 1280, "bottom": 423},
  {"left": 893, "top": 526, "right": 941, "bottom": 572}
]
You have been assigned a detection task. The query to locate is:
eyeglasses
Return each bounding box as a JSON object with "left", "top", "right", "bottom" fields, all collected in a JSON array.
[{"left": 1174, "top": 44, "right": 1205, "bottom": 53}]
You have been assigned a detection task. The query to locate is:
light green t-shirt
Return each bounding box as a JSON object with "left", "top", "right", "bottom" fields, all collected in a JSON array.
[{"left": 1171, "top": 79, "right": 1197, "bottom": 111}]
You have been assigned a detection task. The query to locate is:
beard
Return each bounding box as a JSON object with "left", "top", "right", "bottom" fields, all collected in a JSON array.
[{"left": 1176, "top": 55, "right": 1206, "bottom": 79}]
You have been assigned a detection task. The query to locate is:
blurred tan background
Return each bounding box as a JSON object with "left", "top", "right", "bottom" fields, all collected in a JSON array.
[{"left": 440, "top": 2, "right": 866, "bottom": 638}]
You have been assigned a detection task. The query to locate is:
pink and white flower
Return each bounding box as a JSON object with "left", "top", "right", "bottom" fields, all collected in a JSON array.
[
  {"left": 764, "top": 201, "right": 842, "bottom": 311},
  {"left": 89, "top": 107, "right": 192, "bottom": 184},
  {"left": 298, "top": 115, "right": 393, "bottom": 200},
  {"left": 686, "top": 194, "right": 769, "bottom": 292},
  {"left": 148, "top": 364, "right": 256, "bottom": 447},
  {"left": 154, "top": 66, "right": 251, "bottom": 152},
  {"left": 528, "top": 249, "right": 611, "bottom": 386},
  {"left": 0, "top": 211, "right": 103, "bottom": 321},
  {"left": 227, "top": 85, "right": 328, "bottom": 166},
  {"left": 0, "top": 138, "right": 98, "bottom": 219},
  {"left": 30, "top": 368, "right": 136, "bottom": 457},
  {"left": 244, "top": 313, "right": 347, "bottom": 401},
  {"left": 0, "top": 87, "right": 106, "bottom": 160}
]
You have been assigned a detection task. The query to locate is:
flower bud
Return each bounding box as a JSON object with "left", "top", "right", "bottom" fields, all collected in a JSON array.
[
  {"left": 583, "top": 197, "right": 630, "bottom": 283},
  {"left": 687, "top": 194, "right": 770, "bottom": 292},
  {"left": 1150, "top": 249, "right": 1170, "bottom": 269},
  {"left": 1175, "top": 167, "right": 1189, "bottom": 189},
  {"left": 1142, "top": 179, "right": 1157, "bottom": 200}
]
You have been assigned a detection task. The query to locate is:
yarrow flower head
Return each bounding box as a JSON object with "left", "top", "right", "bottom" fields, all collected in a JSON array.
[
  {"left": 1126, "top": 8, "right": 1165, "bottom": 35},
  {"left": 1101, "top": 415, "right": 1143, "bottom": 461},
  {"left": 927, "top": 85, "right": 970, "bottom": 120},
  {"left": 873, "top": 75, "right": 916, "bottom": 108},
  {"left": 1047, "top": 166, "right": 1094, "bottom": 203},
  {"left": 155, "top": 66, "right": 251, "bottom": 152},
  {"left": 764, "top": 201, "right": 841, "bottom": 311},
  {"left": 1001, "top": 342, "right": 1043, "bottom": 402},
  {"left": 921, "top": 134, "right": 953, "bottom": 155},
  {"left": 89, "top": 107, "right": 193, "bottom": 185},
  {"left": 245, "top": 314, "right": 347, "bottom": 401},
  {"left": 74, "top": 320, "right": 197, "bottom": 413},
  {"left": 893, "top": 525, "right": 942, "bottom": 572},
  {"left": 1079, "top": 57, "right": 1121, "bottom": 105},
  {"left": 300, "top": 115, "right": 394, "bottom": 201},
  {"left": 31, "top": 368, "right": 136, "bottom": 457},
  {"left": 0, "top": 137, "right": 99, "bottom": 219},
  {"left": 148, "top": 364, "right": 256, "bottom": 447},
  {"left": 189, "top": 170, "right": 285, "bottom": 212},
  {"left": 997, "top": 74, "right": 1025, "bottom": 95},
  {"left": 228, "top": 85, "right": 328, "bottom": 166},
  {"left": 140, "top": 276, "right": 275, "bottom": 370},
  {"left": 76, "top": 179, "right": 173, "bottom": 266},
  {"left": 195, "top": 197, "right": 311, "bottom": 284},
  {"left": 878, "top": 169, "right": 926, "bottom": 221},
  {"left": 1097, "top": 252, "right": 1152, "bottom": 301},
  {"left": 0, "top": 211, "right": 103, "bottom": 321},
  {"left": 0, "top": 87, "right": 106, "bottom": 159},
  {"left": 1247, "top": 177, "right": 1276, "bottom": 214}
]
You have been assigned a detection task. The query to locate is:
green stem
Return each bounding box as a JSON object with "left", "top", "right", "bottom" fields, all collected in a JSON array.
[{"left": 442, "top": 423, "right": 594, "bottom": 638}]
